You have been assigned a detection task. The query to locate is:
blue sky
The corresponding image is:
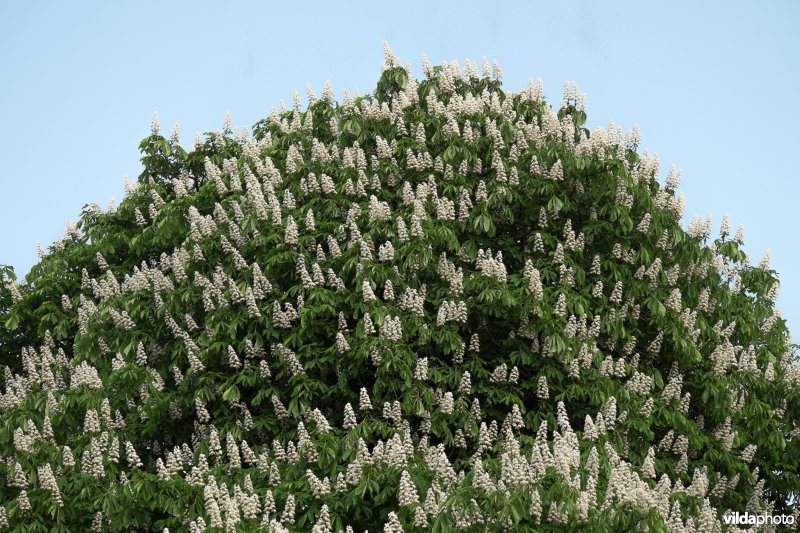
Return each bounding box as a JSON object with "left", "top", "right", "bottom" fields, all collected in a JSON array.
[{"left": 1, "top": 1, "right": 798, "bottom": 335}]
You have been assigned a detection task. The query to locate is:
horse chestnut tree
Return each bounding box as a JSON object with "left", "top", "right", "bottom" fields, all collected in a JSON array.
[{"left": 1, "top": 45, "right": 798, "bottom": 531}]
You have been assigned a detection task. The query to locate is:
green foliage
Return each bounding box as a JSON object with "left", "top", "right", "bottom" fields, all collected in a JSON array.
[{"left": 0, "top": 49, "right": 798, "bottom": 531}]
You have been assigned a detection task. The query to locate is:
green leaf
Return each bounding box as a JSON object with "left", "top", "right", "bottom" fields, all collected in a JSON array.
[{"left": 222, "top": 385, "right": 240, "bottom": 402}]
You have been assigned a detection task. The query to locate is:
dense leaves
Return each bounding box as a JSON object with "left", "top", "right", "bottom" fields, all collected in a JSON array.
[{"left": 0, "top": 47, "right": 798, "bottom": 531}]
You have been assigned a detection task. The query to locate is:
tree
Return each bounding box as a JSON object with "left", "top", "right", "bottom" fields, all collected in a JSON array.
[{"left": 0, "top": 44, "right": 798, "bottom": 531}]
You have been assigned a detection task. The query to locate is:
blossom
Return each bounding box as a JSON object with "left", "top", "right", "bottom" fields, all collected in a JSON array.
[
  {"left": 70, "top": 361, "right": 103, "bottom": 390},
  {"left": 398, "top": 470, "right": 419, "bottom": 506},
  {"left": 384, "top": 512, "right": 404, "bottom": 533},
  {"left": 284, "top": 216, "right": 299, "bottom": 245},
  {"left": 414, "top": 357, "right": 429, "bottom": 381},
  {"left": 537, "top": 376, "right": 549, "bottom": 399},
  {"left": 759, "top": 248, "right": 771, "bottom": 269},
  {"left": 561, "top": 81, "right": 587, "bottom": 112},
  {"left": 359, "top": 388, "right": 373, "bottom": 411},
  {"left": 379, "top": 316, "right": 403, "bottom": 340}
]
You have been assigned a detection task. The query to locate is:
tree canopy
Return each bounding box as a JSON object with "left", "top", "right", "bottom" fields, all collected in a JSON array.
[{"left": 1, "top": 45, "right": 798, "bottom": 531}]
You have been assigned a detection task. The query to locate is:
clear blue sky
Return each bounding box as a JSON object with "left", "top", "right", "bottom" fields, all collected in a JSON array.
[{"left": 1, "top": 1, "right": 798, "bottom": 335}]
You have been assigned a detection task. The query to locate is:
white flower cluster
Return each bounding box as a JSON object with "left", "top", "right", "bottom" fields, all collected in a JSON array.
[
  {"left": 475, "top": 249, "right": 507, "bottom": 283},
  {"left": 436, "top": 300, "right": 467, "bottom": 326},
  {"left": 379, "top": 316, "right": 403, "bottom": 340},
  {"left": 70, "top": 361, "right": 103, "bottom": 390},
  {"left": 561, "top": 81, "right": 587, "bottom": 112}
]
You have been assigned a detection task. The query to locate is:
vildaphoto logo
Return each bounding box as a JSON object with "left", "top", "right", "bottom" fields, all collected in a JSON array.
[{"left": 723, "top": 511, "right": 795, "bottom": 526}]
